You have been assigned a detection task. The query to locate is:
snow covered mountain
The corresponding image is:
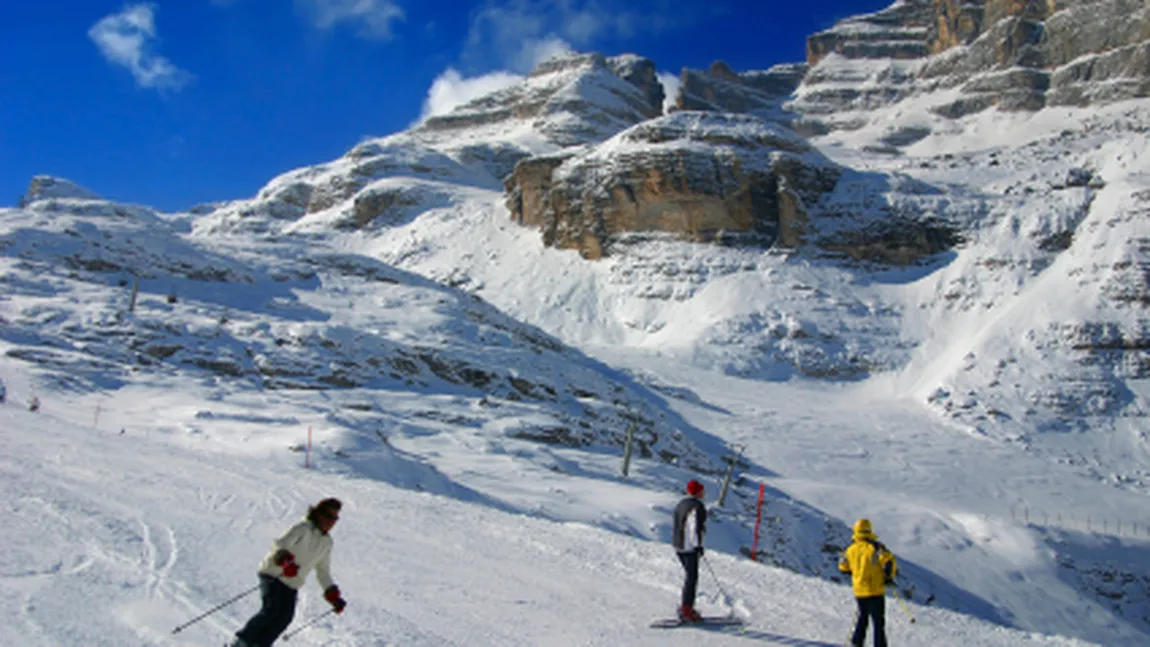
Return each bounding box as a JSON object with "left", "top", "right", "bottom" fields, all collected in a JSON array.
[{"left": 3, "top": 2, "right": 1149, "bottom": 645}]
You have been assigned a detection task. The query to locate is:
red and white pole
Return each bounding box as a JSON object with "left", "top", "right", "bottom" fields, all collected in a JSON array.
[{"left": 751, "top": 482, "right": 766, "bottom": 560}]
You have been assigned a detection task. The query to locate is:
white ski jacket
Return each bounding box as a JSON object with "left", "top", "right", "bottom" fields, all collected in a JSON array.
[{"left": 257, "top": 518, "right": 335, "bottom": 591}]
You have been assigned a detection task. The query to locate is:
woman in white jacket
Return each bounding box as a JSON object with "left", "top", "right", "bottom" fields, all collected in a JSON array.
[{"left": 231, "top": 498, "right": 347, "bottom": 647}]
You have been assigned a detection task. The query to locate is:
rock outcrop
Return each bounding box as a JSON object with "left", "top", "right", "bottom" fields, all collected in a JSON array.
[
  {"left": 779, "top": 0, "right": 1150, "bottom": 127},
  {"left": 19, "top": 176, "right": 102, "bottom": 206},
  {"left": 417, "top": 52, "right": 664, "bottom": 147},
  {"left": 674, "top": 61, "right": 807, "bottom": 115},
  {"left": 805, "top": 0, "right": 935, "bottom": 64},
  {"left": 504, "top": 111, "right": 840, "bottom": 259}
]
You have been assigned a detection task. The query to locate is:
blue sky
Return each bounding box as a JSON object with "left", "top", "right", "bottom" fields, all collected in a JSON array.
[{"left": 1, "top": 1, "right": 888, "bottom": 211}]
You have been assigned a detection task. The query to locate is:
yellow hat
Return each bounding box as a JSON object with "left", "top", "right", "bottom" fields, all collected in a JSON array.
[{"left": 853, "top": 518, "right": 875, "bottom": 538}]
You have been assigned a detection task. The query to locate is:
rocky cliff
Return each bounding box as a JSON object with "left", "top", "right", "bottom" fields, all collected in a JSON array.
[
  {"left": 672, "top": 1, "right": 1150, "bottom": 130},
  {"left": 794, "top": 0, "right": 1150, "bottom": 123},
  {"left": 502, "top": 110, "right": 964, "bottom": 263},
  {"left": 674, "top": 60, "right": 808, "bottom": 116},
  {"left": 417, "top": 52, "right": 663, "bottom": 149},
  {"left": 503, "top": 112, "right": 835, "bottom": 259}
]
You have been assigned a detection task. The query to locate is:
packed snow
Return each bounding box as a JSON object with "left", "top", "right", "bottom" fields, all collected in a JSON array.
[{"left": 0, "top": 375, "right": 1102, "bottom": 646}]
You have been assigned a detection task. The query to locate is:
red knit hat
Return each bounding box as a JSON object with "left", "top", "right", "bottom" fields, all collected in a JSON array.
[{"left": 686, "top": 479, "right": 704, "bottom": 497}]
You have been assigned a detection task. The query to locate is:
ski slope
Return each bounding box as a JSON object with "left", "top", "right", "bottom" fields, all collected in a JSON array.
[{"left": 0, "top": 378, "right": 1096, "bottom": 646}]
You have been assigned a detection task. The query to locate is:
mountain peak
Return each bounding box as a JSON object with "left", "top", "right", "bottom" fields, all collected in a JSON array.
[
  {"left": 19, "top": 175, "right": 102, "bottom": 206},
  {"left": 415, "top": 51, "right": 663, "bottom": 149}
]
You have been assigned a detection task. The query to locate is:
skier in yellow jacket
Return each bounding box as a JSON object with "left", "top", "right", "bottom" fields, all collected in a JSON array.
[{"left": 838, "top": 518, "right": 897, "bottom": 647}]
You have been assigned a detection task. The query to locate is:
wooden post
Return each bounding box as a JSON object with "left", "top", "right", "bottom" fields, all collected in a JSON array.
[
  {"left": 128, "top": 276, "right": 140, "bottom": 313},
  {"left": 751, "top": 483, "right": 766, "bottom": 560},
  {"left": 718, "top": 461, "right": 736, "bottom": 507},
  {"left": 717, "top": 446, "right": 745, "bottom": 508},
  {"left": 621, "top": 422, "right": 636, "bottom": 477}
]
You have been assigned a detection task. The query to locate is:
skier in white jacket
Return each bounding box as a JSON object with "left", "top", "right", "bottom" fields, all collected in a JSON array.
[{"left": 231, "top": 498, "right": 347, "bottom": 646}]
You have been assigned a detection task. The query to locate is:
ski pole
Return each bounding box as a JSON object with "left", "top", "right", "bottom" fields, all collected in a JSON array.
[
  {"left": 282, "top": 608, "right": 337, "bottom": 641},
  {"left": 890, "top": 584, "right": 916, "bottom": 623},
  {"left": 844, "top": 607, "right": 859, "bottom": 647},
  {"left": 172, "top": 585, "right": 259, "bottom": 634},
  {"left": 701, "top": 553, "right": 731, "bottom": 606}
]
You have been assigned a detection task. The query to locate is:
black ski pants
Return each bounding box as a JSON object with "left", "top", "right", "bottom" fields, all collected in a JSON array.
[
  {"left": 851, "top": 594, "right": 887, "bottom": 647},
  {"left": 235, "top": 574, "right": 298, "bottom": 646},
  {"left": 677, "top": 550, "right": 700, "bottom": 608}
]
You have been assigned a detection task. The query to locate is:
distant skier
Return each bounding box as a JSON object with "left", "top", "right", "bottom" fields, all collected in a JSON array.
[
  {"left": 672, "top": 479, "right": 707, "bottom": 622},
  {"left": 28, "top": 395, "right": 39, "bottom": 412},
  {"left": 230, "top": 498, "right": 348, "bottom": 647},
  {"left": 0, "top": 379, "right": 6, "bottom": 404},
  {"left": 839, "top": 518, "right": 898, "bottom": 647}
]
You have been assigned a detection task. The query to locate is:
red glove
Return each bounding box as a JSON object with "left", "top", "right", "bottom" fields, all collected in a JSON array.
[
  {"left": 275, "top": 550, "right": 299, "bottom": 578},
  {"left": 325, "top": 586, "right": 347, "bottom": 614}
]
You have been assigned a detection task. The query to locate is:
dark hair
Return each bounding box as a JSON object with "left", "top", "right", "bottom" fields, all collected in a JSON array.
[{"left": 307, "top": 497, "right": 342, "bottom": 524}]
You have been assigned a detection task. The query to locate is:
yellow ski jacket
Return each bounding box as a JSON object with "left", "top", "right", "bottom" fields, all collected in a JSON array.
[{"left": 838, "top": 532, "right": 897, "bottom": 598}]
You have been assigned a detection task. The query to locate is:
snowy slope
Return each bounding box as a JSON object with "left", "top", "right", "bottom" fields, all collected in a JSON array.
[{"left": 0, "top": 398, "right": 1096, "bottom": 647}]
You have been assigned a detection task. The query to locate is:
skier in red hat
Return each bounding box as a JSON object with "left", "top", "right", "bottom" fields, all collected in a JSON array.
[{"left": 671, "top": 479, "right": 707, "bottom": 622}]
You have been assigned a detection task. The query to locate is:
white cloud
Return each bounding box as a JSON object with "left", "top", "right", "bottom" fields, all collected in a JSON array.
[
  {"left": 560, "top": 8, "right": 603, "bottom": 43},
  {"left": 296, "top": 0, "right": 405, "bottom": 39},
  {"left": 463, "top": 0, "right": 677, "bottom": 72},
  {"left": 515, "top": 35, "right": 573, "bottom": 72},
  {"left": 416, "top": 68, "right": 524, "bottom": 124},
  {"left": 88, "top": 4, "right": 192, "bottom": 91},
  {"left": 461, "top": 1, "right": 607, "bottom": 72},
  {"left": 657, "top": 71, "right": 680, "bottom": 114}
]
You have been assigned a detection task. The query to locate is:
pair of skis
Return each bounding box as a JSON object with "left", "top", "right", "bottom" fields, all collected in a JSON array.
[{"left": 649, "top": 615, "right": 745, "bottom": 629}]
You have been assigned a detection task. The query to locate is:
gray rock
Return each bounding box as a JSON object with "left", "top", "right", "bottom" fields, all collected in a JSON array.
[
  {"left": 792, "top": 0, "right": 1150, "bottom": 126},
  {"left": 20, "top": 176, "right": 102, "bottom": 206}
]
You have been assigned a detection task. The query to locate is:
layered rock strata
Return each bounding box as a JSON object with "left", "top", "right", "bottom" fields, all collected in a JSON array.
[{"left": 504, "top": 111, "right": 840, "bottom": 259}]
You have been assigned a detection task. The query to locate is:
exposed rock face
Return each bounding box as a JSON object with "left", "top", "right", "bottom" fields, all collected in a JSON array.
[
  {"left": 19, "top": 176, "right": 102, "bottom": 206},
  {"left": 505, "top": 111, "right": 840, "bottom": 259},
  {"left": 792, "top": 0, "right": 1150, "bottom": 124},
  {"left": 417, "top": 52, "right": 664, "bottom": 147},
  {"left": 805, "top": 0, "right": 934, "bottom": 65},
  {"left": 1042, "top": 0, "right": 1150, "bottom": 106},
  {"left": 607, "top": 54, "right": 666, "bottom": 119},
  {"left": 674, "top": 61, "right": 808, "bottom": 114}
]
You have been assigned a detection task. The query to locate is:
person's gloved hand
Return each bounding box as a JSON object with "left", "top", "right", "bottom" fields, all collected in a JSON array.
[
  {"left": 325, "top": 586, "right": 347, "bottom": 614},
  {"left": 275, "top": 550, "right": 299, "bottom": 578},
  {"left": 696, "top": 547, "right": 705, "bottom": 557}
]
